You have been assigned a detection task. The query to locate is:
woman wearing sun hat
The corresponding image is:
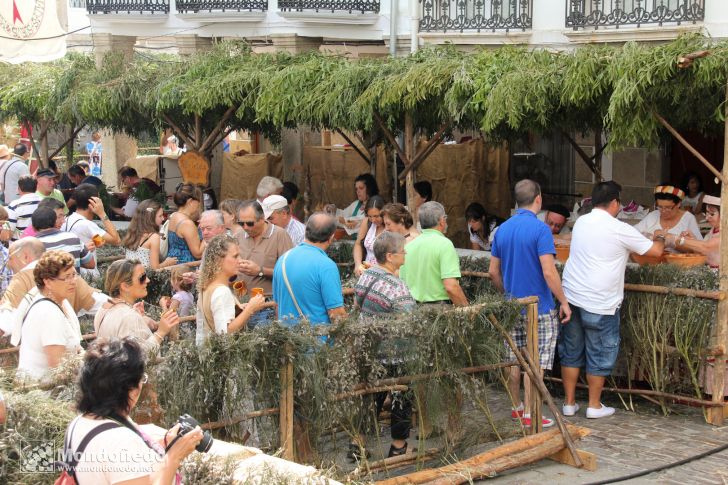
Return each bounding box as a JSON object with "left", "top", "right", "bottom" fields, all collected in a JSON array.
[{"left": 634, "top": 184, "right": 703, "bottom": 246}]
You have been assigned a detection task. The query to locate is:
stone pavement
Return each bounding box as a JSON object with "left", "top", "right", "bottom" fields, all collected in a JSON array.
[{"left": 352, "top": 385, "right": 728, "bottom": 484}]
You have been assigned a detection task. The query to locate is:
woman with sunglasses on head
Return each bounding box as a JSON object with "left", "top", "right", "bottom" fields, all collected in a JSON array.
[
  {"left": 17, "top": 250, "right": 83, "bottom": 381},
  {"left": 66, "top": 338, "right": 203, "bottom": 485},
  {"left": 634, "top": 184, "right": 702, "bottom": 249},
  {"left": 95, "top": 259, "right": 180, "bottom": 354},
  {"left": 123, "top": 200, "right": 178, "bottom": 270},
  {"left": 166, "top": 184, "right": 204, "bottom": 263}
]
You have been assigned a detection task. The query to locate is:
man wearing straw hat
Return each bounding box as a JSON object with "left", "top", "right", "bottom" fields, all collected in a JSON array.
[{"left": 560, "top": 181, "right": 664, "bottom": 419}]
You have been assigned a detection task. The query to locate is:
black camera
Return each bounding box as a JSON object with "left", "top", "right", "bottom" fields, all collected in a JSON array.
[{"left": 177, "top": 414, "right": 213, "bottom": 453}]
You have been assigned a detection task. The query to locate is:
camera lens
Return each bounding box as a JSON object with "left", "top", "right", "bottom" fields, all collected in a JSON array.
[
  {"left": 177, "top": 414, "right": 213, "bottom": 453},
  {"left": 196, "top": 431, "right": 213, "bottom": 453}
]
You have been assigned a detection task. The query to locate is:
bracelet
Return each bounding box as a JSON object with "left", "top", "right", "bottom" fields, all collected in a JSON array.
[
  {"left": 654, "top": 235, "right": 666, "bottom": 242},
  {"left": 679, "top": 236, "right": 685, "bottom": 247},
  {"left": 154, "top": 332, "right": 164, "bottom": 343},
  {"left": 101, "top": 215, "right": 109, "bottom": 221}
]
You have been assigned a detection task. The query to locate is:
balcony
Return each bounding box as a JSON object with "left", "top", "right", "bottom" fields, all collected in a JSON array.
[
  {"left": 566, "top": 0, "right": 705, "bottom": 30},
  {"left": 176, "top": 0, "right": 267, "bottom": 13},
  {"left": 69, "top": 0, "right": 87, "bottom": 7},
  {"left": 278, "top": 0, "right": 379, "bottom": 14},
  {"left": 419, "top": 0, "right": 533, "bottom": 33},
  {"left": 86, "top": 0, "right": 169, "bottom": 14}
]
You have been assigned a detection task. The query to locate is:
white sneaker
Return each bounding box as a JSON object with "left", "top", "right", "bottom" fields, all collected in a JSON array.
[
  {"left": 562, "top": 402, "right": 580, "bottom": 416},
  {"left": 586, "top": 404, "right": 615, "bottom": 419}
]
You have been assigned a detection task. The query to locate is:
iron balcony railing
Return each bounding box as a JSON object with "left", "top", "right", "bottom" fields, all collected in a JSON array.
[
  {"left": 177, "top": 0, "right": 267, "bottom": 13},
  {"left": 69, "top": 0, "right": 87, "bottom": 8},
  {"left": 278, "top": 0, "right": 380, "bottom": 14},
  {"left": 86, "top": 0, "right": 169, "bottom": 14},
  {"left": 566, "top": 0, "right": 705, "bottom": 29},
  {"left": 420, "top": 0, "right": 533, "bottom": 33}
]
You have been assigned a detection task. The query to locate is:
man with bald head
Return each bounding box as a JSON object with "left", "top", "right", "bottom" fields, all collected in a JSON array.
[
  {"left": 199, "top": 210, "right": 227, "bottom": 244},
  {"left": 273, "top": 212, "right": 345, "bottom": 326},
  {"left": 0, "top": 238, "right": 108, "bottom": 337}
]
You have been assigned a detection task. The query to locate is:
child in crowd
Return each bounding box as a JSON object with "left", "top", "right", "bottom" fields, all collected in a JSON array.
[{"left": 161, "top": 265, "right": 196, "bottom": 339}]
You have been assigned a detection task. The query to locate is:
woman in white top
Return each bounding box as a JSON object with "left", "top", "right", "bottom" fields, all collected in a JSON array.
[
  {"left": 196, "top": 235, "right": 266, "bottom": 346},
  {"left": 95, "top": 259, "right": 180, "bottom": 354},
  {"left": 667, "top": 195, "right": 721, "bottom": 268},
  {"left": 354, "top": 196, "right": 386, "bottom": 276},
  {"left": 122, "top": 199, "right": 177, "bottom": 270},
  {"left": 17, "top": 250, "right": 82, "bottom": 381},
  {"left": 67, "top": 338, "right": 202, "bottom": 485},
  {"left": 634, "top": 185, "right": 702, "bottom": 246},
  {"left": 680, "top": 172, "right": 705, "bottom": 216},
  {"left": 338, "top": 173, "right": 379, "bottom": 230}
]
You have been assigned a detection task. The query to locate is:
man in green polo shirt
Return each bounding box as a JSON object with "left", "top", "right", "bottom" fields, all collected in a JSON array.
[
  {"left": 400, "top": 201, "right": 468, "bottom": 306},
  {"left": 35, "top": 168, "right": 68, "bottom": 214}
]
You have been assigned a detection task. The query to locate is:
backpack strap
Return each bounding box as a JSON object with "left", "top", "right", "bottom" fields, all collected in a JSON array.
[
  {"left": 281, "top": 251, "right": 304, "bottom": 318},
  {"left": 60, "top": 419, "right": 120, "bottom": 480},
  {"left": 15, "top": 298, "right": 62, "bottom": 346}
]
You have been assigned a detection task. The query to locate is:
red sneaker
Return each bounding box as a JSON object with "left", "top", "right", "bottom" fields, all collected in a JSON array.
[
  {"left": 520, "top": 415, "right": 554, "bottom": 428},
  {"left": 510, "top": 404, "right": 524, "bottom": 419}
]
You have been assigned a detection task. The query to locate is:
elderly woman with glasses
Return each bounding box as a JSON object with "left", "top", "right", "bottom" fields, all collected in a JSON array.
[
  {"left": 17, "top": 250, "right": 83, "bottom": 381},
  {"left": 634, "top": 185, "right": 702, "bottom": 247},
  {"left": 94, "top": 259, "right": 180, "bottom": 354},
  {"left": 64, "top": 338, "right": 202, "bottom": 484}
]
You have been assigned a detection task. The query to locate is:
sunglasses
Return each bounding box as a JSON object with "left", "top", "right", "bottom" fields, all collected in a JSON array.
[
  {"left": 140, "top": 373, "right": 148, "bottom": 385},
  {"left": 237, "top": 220, "right": 256, "bottom": 228},
  {"left": 138, "top": 273, "right": 148, "bottom": 284}
]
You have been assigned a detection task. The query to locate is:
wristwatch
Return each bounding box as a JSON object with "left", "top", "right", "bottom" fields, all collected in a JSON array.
[
  {"left": 257, "top": 266, "right": 264, "bottom": 278},
  {"left": 654, "top": 234, "right": 666, "bottom": 242}
]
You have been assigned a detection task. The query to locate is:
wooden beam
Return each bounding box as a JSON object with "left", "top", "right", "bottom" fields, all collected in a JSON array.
[
  {"left": 562, "top": 130, "right": 603, "bottom": 181},
  {"left": 279, "top": 355, "right": 295, "bottom": 460},
  {"left": 23, "top": 120, "right": 43, "bottom": 168},
  {"left": 373, "top": 112, "right": 409, "bottom": 165},
  {"left": 48, "top": 125, "right": 85, "bottom": 161},
  {"left": 526, "top": 302, "right": 542, "bottom": 435},
  {"left": 549, "top": 448, "right": 598, "bottom": 472},
  {"left": 161, "top": 114, "right": 195, "bottom": 151},
  {"left": 404, "top": 112, "right": 416, "bottom": 211},
  {"left": 398, "top": 121, "right": 450, "bottom": 182},
  {"left": 199, "top": 104, "right": 238, "bottom": 153},
  {"left": 194, "top": 113, "right": 202, "bottom": 147},
  {"left": 708, "top": 83, "right": 728, "bottom": 426},
  {"left": 335, "top": 129, "right": 370, "bottom": 165},
  {"left": 655, "top": 113, "right": 726, "bottom": 185}
]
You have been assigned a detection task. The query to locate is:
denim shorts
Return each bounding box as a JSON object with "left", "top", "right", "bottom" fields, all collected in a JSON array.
[
  {"left": 247, "top": 306, "right": 275, "bottom": 330},
  {"left": 557, "top": 305, "right": 620, "bottom": 377}
]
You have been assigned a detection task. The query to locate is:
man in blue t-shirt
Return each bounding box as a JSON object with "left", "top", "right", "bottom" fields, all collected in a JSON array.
[
  {"left": 273, "top": 212, "right": 345, "bottom": 327},
  {"left": 489, "top": 179, "right": 571, "bottom": 429}
]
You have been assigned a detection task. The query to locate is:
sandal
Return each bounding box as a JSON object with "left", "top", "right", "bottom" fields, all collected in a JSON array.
[
  {"left": 347, "top": 442, "right": 370, "bottom": 462},
  {"left": 388, "top": 441, "right": 408, "bottom": 458}
]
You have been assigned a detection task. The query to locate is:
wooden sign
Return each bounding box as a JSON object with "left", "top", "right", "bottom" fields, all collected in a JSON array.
[{"left": 178, "top": 151, "right": 209, "bottom": 185}]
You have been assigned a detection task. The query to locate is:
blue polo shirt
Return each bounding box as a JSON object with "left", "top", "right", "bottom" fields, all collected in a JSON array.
[
  {"left": 490, "top": 209, "right": 556, "bottom": 314},
  {"left": 273, "top": 243, "right": 344, "bottom": 326}
]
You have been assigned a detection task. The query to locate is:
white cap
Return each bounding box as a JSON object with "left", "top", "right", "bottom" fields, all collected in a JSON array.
[
  {"left": 261, "top": 194, "right": 288, "bottom": 220},
  {"left": 703, "top": 195, "right": 721, "bottom": 207}
]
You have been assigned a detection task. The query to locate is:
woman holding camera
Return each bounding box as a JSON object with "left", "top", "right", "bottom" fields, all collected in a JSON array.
[{"left": 65, "top": 338, "right": 203, "bottom": 484}]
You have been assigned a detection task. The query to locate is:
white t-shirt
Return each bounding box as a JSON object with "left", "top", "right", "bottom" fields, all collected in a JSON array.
[
  {"left": 0, "top": 156, "right": 30, "bottom": 204},
  {"left": 63, "top": 212, "right": 108, "bottom": 245},
  {"left": 68, "top": 415, "right": 162, "bottom": 485},
  {"left": 17, "top": 295, "right": 82, "bottom": 380},
  {"left": 563, "top": 208, "right": 654, "bottom": 315},
  {"left": 634, "top": 210, "right": 702, "bottom": 240},
  {"left": 195, "top": 286, "right": 234, "bottom": 346}
]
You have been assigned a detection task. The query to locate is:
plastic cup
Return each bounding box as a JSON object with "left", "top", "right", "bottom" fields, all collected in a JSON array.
[
  {"left": 92, "top": 234, "right": 105, "bottom": 247},
  {"left": 251, "top": 287, "right": 264, "bottom": 298}
]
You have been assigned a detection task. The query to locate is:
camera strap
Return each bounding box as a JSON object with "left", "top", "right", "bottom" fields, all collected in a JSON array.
[{"left": 107, "top": 412, "right": 163, "bottom": 459}]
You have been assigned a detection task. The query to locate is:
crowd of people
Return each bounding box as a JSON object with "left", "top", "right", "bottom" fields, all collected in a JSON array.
[{"left": 0, "top": 142, "right": 723, "bottom": 481}]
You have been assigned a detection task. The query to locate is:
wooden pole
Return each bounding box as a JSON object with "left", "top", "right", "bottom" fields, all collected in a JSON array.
[
  {"left": 404, "top": 113, "right": 416, "bottom": 213},
  {"left": 335, "top": 129, "right": 371, "bottom": 166},
  {"left": 398, "top": 121, "right": 450, "bottom": 182},
  {"left": 655, "top": 113, "right": 727, "bottom": 185},
  {"left": 373, "top": 112, "right": 409, "bottom": 166},
  {"left": 708, "top": 83, "right": 728, "bottom": 425},
  {"left": 279, "top": 354, "right": 295, "bottom": 460},
  {"left": 526, "top": 302, "right": 542, "bottom": 434}
]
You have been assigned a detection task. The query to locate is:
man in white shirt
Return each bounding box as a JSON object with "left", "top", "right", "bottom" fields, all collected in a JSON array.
[
  {"left": 263, "top": 195, "right": 305, "bottom": 246},
  {"left": 63, "top": 183, "right": 121, "bottom": 247},
  {"left": 560, "top": 181, "right": 664, "bottom": 419},
  {"left": 0, "top": 144, "right": 31, "bottom": 204}
]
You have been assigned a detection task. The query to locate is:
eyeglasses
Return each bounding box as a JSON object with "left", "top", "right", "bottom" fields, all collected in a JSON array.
[
  {"left": 705, "top": 211, "right": 720, "bottom": 217},
  {"left": 237, "top": 220, "right": 256, "bottom": 228},
  {"left": 138, "top": 273, "right": 148, "bottom": 284},
  {"left": 52, "top": 271, "right": 78, "bottom": 283},
  {"left": 140, "top": 373, "right": 148, "bottom": 385}
]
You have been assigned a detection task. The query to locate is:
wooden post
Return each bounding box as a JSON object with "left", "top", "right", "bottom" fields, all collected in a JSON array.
[
  {"left": 526, "top": 302, "right": 542, "bottom": 434},
  {"left": 708, "top": 83, "right": 728, "bottom": 425},
  {"left": 404, "top": 112, "right": 416, "bottom": 212},
  {"left": 279, "top": 356, "right": 295, "bottom": 460}
]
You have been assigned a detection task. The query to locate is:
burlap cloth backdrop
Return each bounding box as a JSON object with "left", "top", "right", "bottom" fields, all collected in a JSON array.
[
  {"left": 126, "top": 155, "right": 162, "bottom": 184},
  {"left": 303, "top": 146, "right": 390, "bottom": 212},
  {"left": 220, "top": 153, "right": 283, "bottom": 201},
  {"left": 417, "top": 139, "right": 510, "bottom": 248}
]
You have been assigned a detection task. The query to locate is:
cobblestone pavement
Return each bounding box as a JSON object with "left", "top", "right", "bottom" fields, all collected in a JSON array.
[
  {"left": 353, "top": 385, "right": 728, "bottom": 484},
  {"left": 485, "top": 392, "right": 728, "bottom": 485}
]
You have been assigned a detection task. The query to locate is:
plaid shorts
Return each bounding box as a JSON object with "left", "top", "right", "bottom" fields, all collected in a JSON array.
[{"left": 506, "top": 309, "right": 559, "bottom": 370}]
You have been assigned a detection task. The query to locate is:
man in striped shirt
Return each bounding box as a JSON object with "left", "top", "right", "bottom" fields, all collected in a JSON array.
[
  {"left": 6, "top": 175, "right": 41, "bottom": 240},
  {"left": 32, "top": 206, "right": 95, "bottom": 270}
]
